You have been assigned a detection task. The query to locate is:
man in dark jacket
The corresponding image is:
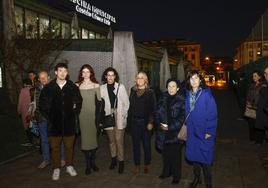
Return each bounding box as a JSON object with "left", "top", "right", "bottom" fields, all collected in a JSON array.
[{"left": 39, "top": 63, "right": 82, "bottom": 181}]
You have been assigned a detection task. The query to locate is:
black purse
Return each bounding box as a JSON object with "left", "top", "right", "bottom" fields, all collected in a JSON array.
[{"left": 103, "top": 84, "right": 120, "bottom": 128}]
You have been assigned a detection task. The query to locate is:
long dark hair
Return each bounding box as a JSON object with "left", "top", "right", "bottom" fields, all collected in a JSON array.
[
  {"left": 186, "top": 70, "right": 207, "bottom": 90},
  {"left": 101, "top": 67, "right": 119, "bottom": 84},
  {"left": 76, "top": 64, "right": 98, "bottom": 86}
]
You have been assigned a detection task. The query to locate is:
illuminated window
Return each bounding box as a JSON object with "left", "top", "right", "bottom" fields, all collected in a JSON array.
[
  {"left": 25, "top": 10, "right": 38, "bottom": 39},
  {"left": 82, "top": 28, "right": 89, "bottom": 39},
  {"left": 39, "top": 15, "right": 49, "bottom": 38},
  {"left": 14, "top": 6, "right": 24, "bottom": 37},
  {"left": 101, "top": 35, "right": 106, "bottom": 39},
  {"left": 62, "top": 22, "right": 71, "bottom": 39},
  {"left": 51, "top": 19, "right": 61, "bottom": 38},
  {"left": 95, "top": 33, "right": 101, "bottom": 39},
  {"left": 89, "top": 31, "right": 95, "bottom": 39}
]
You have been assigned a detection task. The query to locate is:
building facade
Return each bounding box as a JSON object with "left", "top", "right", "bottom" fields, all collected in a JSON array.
[
  {"left": 234, "top": 39, "right": 268, "bottom": 69},
  {"left": 13, "top": 0, "right": 112, "bottom": 40},
  {"left": 141, "top": 39, "right": 201, "bottom": 69}
]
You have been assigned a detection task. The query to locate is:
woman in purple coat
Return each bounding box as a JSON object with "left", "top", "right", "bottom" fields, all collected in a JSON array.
[{"left": 185, "top": 71, "right": 218, "bottom": 188}]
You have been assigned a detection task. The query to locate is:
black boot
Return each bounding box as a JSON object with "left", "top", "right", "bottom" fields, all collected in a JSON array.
[
  {"left": 118, "top": 161, "right": 124, "bottom": 174},
  {"left": 90, "top": 149, "right": 99, "bottom": 172},
  {"left": 109, "top": 157, "right": 117, "bottom": 170},
  {"left": 189, "top": 175, "right": 202, "bottom": 188},
  {"left": 83, "top": 151, "right": 91, "bottom": 175}
]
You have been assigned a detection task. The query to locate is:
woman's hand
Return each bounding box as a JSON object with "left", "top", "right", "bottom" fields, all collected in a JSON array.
[
  {"left": 147, "top": 123, "right": 153, "bottom": 130},
  {"left": 205, "top": 134, "right": 211, "bottom": 139},
  {"left": 160, "top": 123, "right": 168, "bottom": 131}
]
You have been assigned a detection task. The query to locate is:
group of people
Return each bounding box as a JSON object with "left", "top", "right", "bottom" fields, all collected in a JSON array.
[
  {"left": 17, "top": 62, "right": 218, "bottom": 188},
  {"left": 234, "top": 67, "right": 268, "bottom": 165}
]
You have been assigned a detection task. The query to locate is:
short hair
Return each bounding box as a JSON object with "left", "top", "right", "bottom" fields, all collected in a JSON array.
[
  {"left": 22, "top": 78, "right": 32, "bottom": 86},
  {"left": 54, "top": 62, "right": 68, "bottom": 71},
  {"left": 27, "top": 70, "right": 36, "bottom": 75},
  {"left": 135, "top": 71, "right": 149, "bottom": 89},
  {"left": 101, "top": 67, "right": 119, "bottom": 83},
  {"left": 166, "top": 78, "right": 181, "bottom": 88},
  {"left": 186, "top": 70, "right": 207, "bottom": 90},
  {"left": 38, "top": 70, "right": 49, "bottom": 78}
]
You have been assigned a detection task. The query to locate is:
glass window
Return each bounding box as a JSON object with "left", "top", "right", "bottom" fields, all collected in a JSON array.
[
  {"left": 95, "top": 33, "right": 101, "bottom": 39},
  {"left": 89, "top": 31, "right": 95, "bottom": 39},
  {"left": 71, "top": 28, "right": 79, "bottom": 39},
  {"left": 62, "top": 22, "right": 71, "bottom": 39},
  {"left": 191, "top": 54, "right": 196, "bottom": 60},
  {"left": 101, "top": 35, "right": 106, "bottom": 39},
  {"left": 39, "top": 15, "right": 49, "bottom": 39},
  {"left": 15, "top": 6, "right": 24, "bottom": 37},
  {"left": 25, "top": 10, "right": 38, "bottom": 39},
  {"left": 82, "top": 28, "right": 89, "bottom": 39},
  {"left": 51, "top": 19, "right": 61, "bottom": 38}
]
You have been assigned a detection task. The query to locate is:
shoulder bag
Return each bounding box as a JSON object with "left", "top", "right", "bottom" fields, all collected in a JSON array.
[
  {"left": 103, "top": 83, "right": 120, "bottom": 128},
  {"left": 178, "top": 89, "right": 202, "bottom": 141}
]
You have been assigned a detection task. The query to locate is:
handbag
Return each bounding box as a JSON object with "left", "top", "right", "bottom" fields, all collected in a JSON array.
[
  {"left": 102, "top": 83, "right": 120, "bottom": 128},
  {"left": 244, "top": 104, "right": 256, "bottom": 119},
  {"left": 178, "top": 90, "right": 203, "bottom": 141}
]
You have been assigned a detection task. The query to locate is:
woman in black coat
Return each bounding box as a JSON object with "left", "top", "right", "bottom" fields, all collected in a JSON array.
[
  {"left": 128, "top": 72, "right": 156, "bottom": 175},
  {"left": 155, "top": 78, "right": 185, "bottom": 185}
]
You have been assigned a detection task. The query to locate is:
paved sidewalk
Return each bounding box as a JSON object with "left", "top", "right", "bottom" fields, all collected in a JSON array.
[{"left": 0, "top": 89, "right": 267, "bottom": 188}]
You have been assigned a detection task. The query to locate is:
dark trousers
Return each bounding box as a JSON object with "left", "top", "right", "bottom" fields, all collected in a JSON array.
[
  {"left": 247, "top": 118, "right": 256, "bottom": 141},
  {"left": 131, "top": 119, "right": 152, "bottom": 166},
  {"left": 255, "top": 128, "right": 265, "bottom": 144},
  {"left": 25, "top": 129, "right": 33, "bottom": 144},
  {"left": 193, "top": 162, "right": 212, "bottom": 185},
  {"left": 162, "top": 143, "right": 182, "bottom": 180}
]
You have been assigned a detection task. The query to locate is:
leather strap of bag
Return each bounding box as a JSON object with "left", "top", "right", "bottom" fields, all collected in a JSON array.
[
  {"left": 113, "top": 83, "right": 120, "bottom": 109},
  {"left": 183, "top": 89, "right": 203, "bottom": 125}
]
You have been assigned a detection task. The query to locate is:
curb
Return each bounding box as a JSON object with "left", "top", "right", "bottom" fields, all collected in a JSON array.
[{"left": 0, "top": 150, "right": 36, "bottom": 166}]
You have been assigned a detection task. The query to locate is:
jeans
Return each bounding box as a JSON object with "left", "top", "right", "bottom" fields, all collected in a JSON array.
[
  {"left": 131, "top": 118, "right": 152, "bottom": 166},
  {"left": 38, "top": 119, "right": 65, "bottom": 162}
]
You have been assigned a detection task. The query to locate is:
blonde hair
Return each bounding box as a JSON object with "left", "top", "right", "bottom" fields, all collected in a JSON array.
[{"left": 135, "top": 71, "right": 149, "bottom": 89}]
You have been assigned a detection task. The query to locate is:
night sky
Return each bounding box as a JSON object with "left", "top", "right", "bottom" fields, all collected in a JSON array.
[{"left": 88, "top": 0, "right": 268, "bottom": 57}]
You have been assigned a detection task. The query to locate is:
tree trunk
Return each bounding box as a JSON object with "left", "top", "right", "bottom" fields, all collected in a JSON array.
[{"left": 2, "top": 0, "right": 20, "bottom": 104}]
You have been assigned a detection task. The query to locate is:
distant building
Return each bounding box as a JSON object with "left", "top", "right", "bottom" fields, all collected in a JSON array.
[
  {"left": 234, "top": 39, "right": 268, "bottom": 69},
  {"left": 141, "top": 39, "right": 201, "bottom": 69}
]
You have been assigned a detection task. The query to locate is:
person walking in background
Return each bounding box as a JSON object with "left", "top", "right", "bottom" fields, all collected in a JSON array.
[
  {"left": 100, "top": 67, "right": 129, "bottom": 174},
  {"left": 34, "top": 71, "right": 65, "bottom": 169},
  {"left": 185, "top": 70, "right": 218, "bottom": 188},
  {"left": 76, "top": 64, "right": 102, "bottom": 175},
  {"left": 39, "top": 63, "right": 82, "bottom": 181},
  {"left": 245, "top": 70, "right": 264, "bottom": 146},
  {"left": 255, "top": 67, "right": 268, "bottom": 165},
  {"left": 27, "top": 70, "right": 37, "bottom": 86},
  {"left": 236, "top": 72, "right": 249, "bottom": 120},
  {"left": 128, "top": 72, "right": 156, "bottom": 175},
  {"left": 155, "top": 78, "right": 185, "bottom": 185},
  {"left": 17, "top": 78, "right": 33, "bottom": 146}
]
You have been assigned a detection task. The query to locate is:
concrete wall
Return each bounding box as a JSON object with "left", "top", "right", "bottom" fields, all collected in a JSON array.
[{"left": 50, "top": 51, "right": 113, "bottom": 83}]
